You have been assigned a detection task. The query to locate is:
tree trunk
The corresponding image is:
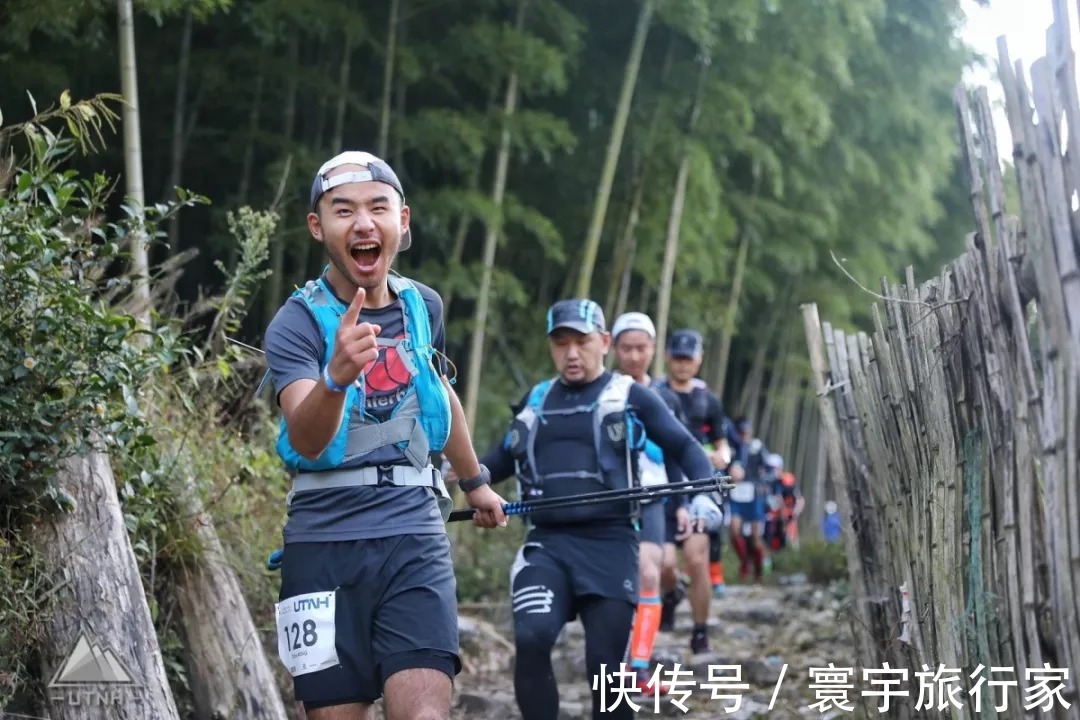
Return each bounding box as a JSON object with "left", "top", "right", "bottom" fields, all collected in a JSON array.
[
  {"left": 441, "top": 174, "right": 479, "bottom": 322},
  {"left": 166, "top": 10, "right": 193, "bottom": 258},
  {"left": 576, "top": 0, "right": 655, "bottom": 298},
  {"left": 651, "top": 58, "right": 709, "bottom": 378},
  {"left": 262, "top": 36, "right": 300, "bottom": 330},
  {"left": 392, "top": 2, "right": 408, "bottom": 168},
  {"left": 604, "top": 35, "right": 675, "bottom": 317},
  {"left": 638, "top": 282, "right": 652, "bottom": 319},
  {"left": 736, "top": 304, "right": 783, "bottom": 422},
  {"left": 462, "top": 0, "right": 526, "bottom": 429},
  {"left": 299, "top": 48, "right": 334, "bottom": 288},
  {"left": 117, "top": 0, "right": 151, "bottom": 328},
  {"left": 377, "top": 0, "right": 400, "bottom": 158},
  {"left": 792, "top": 391, "right": 814, "bottom": 482},
  {"left": 174, "top": 477, "right": 289, "bottom": 720},
  {"left": 229, "top": 72, "right": 264, "bottom": 271},
  {"left": 776, "top": 374, "right": 801, "bottom": 463},
  {"left": 332, "top": 31, "right": 353, "bottom": 152},
  {"left": 36, "top": 451, "right": 180, "bottom": 719},
  {"left": 443, "top": 80, "right": 499, "bottom": 320},
  {"left": 757, "top": 332, "right": 794, "bottom": 444},
  {"left": 612, "top": 232, "right": 636, "bottom": 322},
  {"left": 710, "top": 227, "right": 750, "bottom": 392}
]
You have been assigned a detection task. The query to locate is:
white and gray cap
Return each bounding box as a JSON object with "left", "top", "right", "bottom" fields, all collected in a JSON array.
[
  {"left": 309, "top": 151, "right": 412, "bottom": 251},
  {"left": 611, "top": 312, "right": 656, "bottom": 341}
]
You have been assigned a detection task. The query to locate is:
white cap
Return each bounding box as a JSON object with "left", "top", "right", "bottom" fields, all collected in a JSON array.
[{"left": 611, "top": 312, "right": 656, "bottom": 340}]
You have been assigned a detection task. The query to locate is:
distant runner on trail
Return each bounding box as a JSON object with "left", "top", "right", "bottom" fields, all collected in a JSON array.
[
  {"left": 473, "top": 299, "right": 720, "bottom": 720},
  {"left": 263, "top": 151, "right": 507, "bottom": 720},
  {"left": 610, "top": 311, "right": 695, "bottom": 695},
  {"left": 654, "top": 329, "right": 740, "bottom": 655},
  {"left": 728, "top": 420, "right": 771, "bottom": 581},
  {"left": 766, "top": 467, "right": 804, "bottom": 552}
]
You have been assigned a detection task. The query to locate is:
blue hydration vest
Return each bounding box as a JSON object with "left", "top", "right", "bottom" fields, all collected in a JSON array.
[{"left": 275, "top": 272, "right": 452, "bottom": 473}]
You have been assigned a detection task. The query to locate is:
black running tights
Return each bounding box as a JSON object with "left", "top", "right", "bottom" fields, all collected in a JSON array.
[{"left": 512, "top": 567, "right": 635, "bottom": 720}]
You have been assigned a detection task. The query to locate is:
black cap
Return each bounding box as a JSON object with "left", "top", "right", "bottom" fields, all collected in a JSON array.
[
  {"left": 667, "top": 329, "right": 703, "bottom": 358},
  {"left": 546, "top": 299, "right": 606, "bottom": 335},
  {"left": 309, "top": 151, "right": 412, "bottom": 251}
]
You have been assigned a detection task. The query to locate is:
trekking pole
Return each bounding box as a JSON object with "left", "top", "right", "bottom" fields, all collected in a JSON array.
[{"left": 447, "top": 474, "right": 734, "bottom": 523}]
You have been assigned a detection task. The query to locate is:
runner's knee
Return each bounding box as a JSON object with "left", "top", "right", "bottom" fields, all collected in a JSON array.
[
  {"left": 383, "top": 666, "right": 452, "bottom": 720},
  {"left": 512, "top": 584, "right": 565, "bottom": 657},
  {"left": 581, "top": 598, "right": 635, "bottom": 669},
  {"left": 683, "top": 535, "right": 708, "bottom": 565},
  {"left": 640, "top": 562, "right": 661, "bottom": 593}
]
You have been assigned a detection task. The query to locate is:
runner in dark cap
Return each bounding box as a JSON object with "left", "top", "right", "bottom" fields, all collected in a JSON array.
[
  {"left": 468, "top": 299, "right": 722, "bottom": 720},
  {"left": 654, "top": 328, "right": 740, "bottom": 654}
]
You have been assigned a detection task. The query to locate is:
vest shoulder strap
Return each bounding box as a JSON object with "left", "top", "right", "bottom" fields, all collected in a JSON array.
[
  {"left": 527, "top": 378, "right": 556, "bottom": 410},
  {"left": 388, "top": 274, "right": 432, "bottom": 350},
  {"left": 597, "top": 372, "right": 635, "bottom": 417}
]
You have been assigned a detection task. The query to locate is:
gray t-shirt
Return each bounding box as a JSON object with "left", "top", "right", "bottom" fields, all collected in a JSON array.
[{"left": 264, "top": 274, "right": 449, "bottom": 543}]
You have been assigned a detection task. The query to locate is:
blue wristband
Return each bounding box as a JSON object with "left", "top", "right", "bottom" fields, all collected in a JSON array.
[{"left": 323, "top": 366, "right": 350, "bottom": 393}]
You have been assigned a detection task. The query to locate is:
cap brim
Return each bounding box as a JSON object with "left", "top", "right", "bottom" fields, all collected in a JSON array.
[
  {"left": 548, "top": 321, "right": 600, "bottom": 336},
  {"left": 668, "top": 350, "right": 698, "bottom": 358},
  {"left": 613, "top": 326, "right": 654, "bottom": 341}
]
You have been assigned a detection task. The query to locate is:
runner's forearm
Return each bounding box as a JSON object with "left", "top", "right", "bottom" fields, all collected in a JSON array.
[
  {"left": 283, "top": 379, "right": 348, "bottom": 460},
  {"left": 441, "top": 377, "right": 482, "bottom": 479},
  {"left": 478, "top": 443, "right": 517, "bottom": 485},
  {"left": 662, "top": 456, "right": 691, "bottom": 509},
  {"left": 630, "top": 386, "right": 713, "bottom": 483}
]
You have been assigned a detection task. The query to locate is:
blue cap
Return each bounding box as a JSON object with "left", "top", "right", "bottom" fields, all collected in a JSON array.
[
  {"left": 667, "top": 329, "right": 703, "bottom": 358},
  {"left": 546, "top": 299, "right": 606, "bottom": 335}
]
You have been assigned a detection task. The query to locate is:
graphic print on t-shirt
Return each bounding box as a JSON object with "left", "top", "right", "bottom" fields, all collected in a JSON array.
[{"left": 361, "top": 334, "right": 411, "bottom": 419}]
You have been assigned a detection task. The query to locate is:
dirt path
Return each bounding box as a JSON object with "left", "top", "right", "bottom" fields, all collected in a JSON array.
[{"left": 450, "top": 574, "right": 854, "bottom": 719}]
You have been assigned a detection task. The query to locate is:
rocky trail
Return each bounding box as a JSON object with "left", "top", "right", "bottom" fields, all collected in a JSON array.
[{"left": 447, "top": 574, "right": 854, "bottom": 719}]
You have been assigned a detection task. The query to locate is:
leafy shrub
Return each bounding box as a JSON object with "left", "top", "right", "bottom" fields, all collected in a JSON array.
[
  {"left": 0, "top": 104, "right": 204, "bottom": 514},
  {"left": 771, "top": 538, "right": 849, "bottom": 584},
  {"left": 0, "top": 94, "right": 205, "bottom": 709}
]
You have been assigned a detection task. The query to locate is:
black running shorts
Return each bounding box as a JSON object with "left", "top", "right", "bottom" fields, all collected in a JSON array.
[{"left": 277, "top": 533, "right": 460, "bottom": 708}]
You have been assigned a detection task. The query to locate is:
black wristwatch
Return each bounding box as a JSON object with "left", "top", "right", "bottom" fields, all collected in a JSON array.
[{"left": 458, "top": 465, "right": 491, "bottom": 493}]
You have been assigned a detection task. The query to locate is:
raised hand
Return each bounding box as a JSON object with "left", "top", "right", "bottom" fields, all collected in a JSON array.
[{"left": 326, "top": 287, "right": 382, "bottom": 388}]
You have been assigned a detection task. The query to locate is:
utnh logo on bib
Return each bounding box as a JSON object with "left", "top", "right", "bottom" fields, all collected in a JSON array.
[
  {"left": 294, "top": 595, "right": 331, "bottom": 612},
  {"left": 48, "top": 628, "right": 144, "bottom": 706}
]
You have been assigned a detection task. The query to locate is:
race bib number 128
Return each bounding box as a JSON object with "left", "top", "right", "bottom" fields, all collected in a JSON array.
[{"left": 276, "top": 590, "right": 339, "bottom": 677}]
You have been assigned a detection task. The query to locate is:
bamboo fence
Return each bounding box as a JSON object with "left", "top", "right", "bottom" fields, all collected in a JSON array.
[{"left": 802, "top": 6, "right": 1080, "bottom": 719}]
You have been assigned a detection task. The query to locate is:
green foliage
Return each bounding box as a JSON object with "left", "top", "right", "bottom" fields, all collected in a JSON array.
[
  {"left": 0, "top": 94, "right": 209, "bottom": 709},
  {"left": 0, "top": 91, "right": 288, "bottom": 710},
  {"left": 771, "top": 540, "right": 850, "bottom": 585},
  {"left": 0, "top": 533, "right": 53, "bottom": 708},
  {"left": 0, "top": 109, "right": 195, "bottom": 519}
]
